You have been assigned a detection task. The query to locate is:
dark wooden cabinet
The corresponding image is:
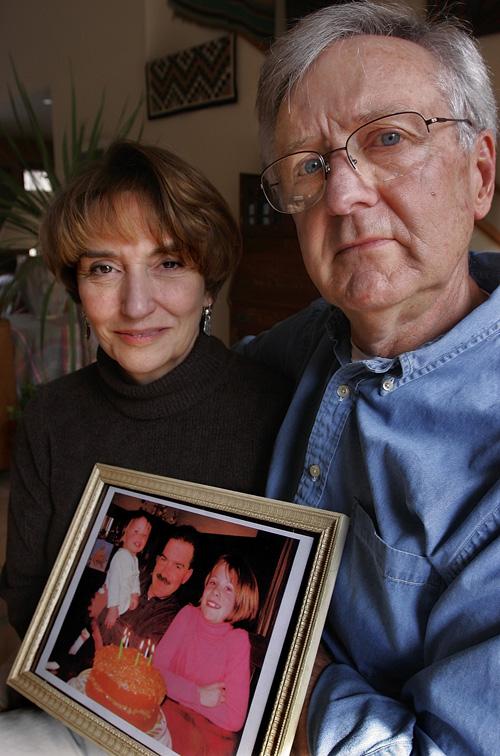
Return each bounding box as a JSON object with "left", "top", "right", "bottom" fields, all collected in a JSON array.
[{"left": 229, "top": 174, "right": 318, "bottom": 343}]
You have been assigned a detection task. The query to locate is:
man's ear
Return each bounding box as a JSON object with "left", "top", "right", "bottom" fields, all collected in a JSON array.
[
  {"left": 472, "top": 130, "right": 496, "bottom": 221},
  {"left": 181, "top": 568, "right": 193, "bottom": 585}
]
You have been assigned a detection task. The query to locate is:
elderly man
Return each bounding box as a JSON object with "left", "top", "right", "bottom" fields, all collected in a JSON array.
[{"left": 242, "top": 3, "right": 499, "bottom": 754}]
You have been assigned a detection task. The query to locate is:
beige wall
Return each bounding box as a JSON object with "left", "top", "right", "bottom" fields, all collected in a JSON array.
[
  {"left": 0, "top": 0, "right": 498, "bottom": 343},
  {"left": 142, "top": 0, "right": 265, "bottom": 338}
]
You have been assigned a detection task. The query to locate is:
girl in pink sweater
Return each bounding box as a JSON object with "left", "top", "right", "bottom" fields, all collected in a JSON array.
[{"left": 153, "top": 553, "right": 259, "bottom": 751}]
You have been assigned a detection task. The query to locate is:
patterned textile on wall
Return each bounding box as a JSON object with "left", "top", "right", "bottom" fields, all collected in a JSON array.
[
  {"left": 167, "top": 0, "right": 274, "bottom": 48},
  {"left": 146, "top": 35, "right": 237, "bottom": 119}
]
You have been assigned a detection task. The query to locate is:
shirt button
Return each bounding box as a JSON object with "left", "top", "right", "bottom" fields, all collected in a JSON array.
[
  {"left": 382, "top": 376, "right": 395, "bottom": 392},
  {"left": 337, "top": 384, "right": 350, "bottom": 399},
  {"left": 308, "top": 464, "right": 321, "bottom": 481}
]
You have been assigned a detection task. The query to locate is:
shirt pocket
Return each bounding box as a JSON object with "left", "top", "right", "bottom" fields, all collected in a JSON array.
[{"left": 330, "top": 501, "right": 445, "bottom": 695}]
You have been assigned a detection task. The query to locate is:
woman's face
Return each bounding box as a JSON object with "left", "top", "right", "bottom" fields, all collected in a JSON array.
[
  {"left": 200, "top": 563, "right": 236, "bottom": 624},
  {"left": 77, "top": 194, "right": 212, "bottom": 384}
]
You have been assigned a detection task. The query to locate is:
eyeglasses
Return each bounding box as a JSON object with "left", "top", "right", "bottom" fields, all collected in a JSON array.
[{"left": 260, "top": 111, "right": 471, "bottom": 215}]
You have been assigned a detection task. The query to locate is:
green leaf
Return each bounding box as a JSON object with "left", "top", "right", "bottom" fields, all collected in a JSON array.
[
  {"left": 0, "top": 275, "right": 20, "bottom": 314},
  {"left": 70, "top": 69, "right": 79, "bottom": 159},
  {"left": 86, "top": 90, "right": 105, "bottom": 157},
  {"left": 2, "top": 58, "right": 145, "bottom": 374},
  {"left": 115, "top": 96, "right": 144, "bottom": 140},
  {"left": 61, "top": 131, "right": 71, "bottom": 182},
  {"left": 9, "top": 57, "right": 57, "bottom": 187},
  {"left": 39, "top": 277, "right": 56, "bottom": 351}
]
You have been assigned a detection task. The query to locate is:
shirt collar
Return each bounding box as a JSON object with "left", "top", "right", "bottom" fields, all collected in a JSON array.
[{"left": 326, "top": 251, "right": 500, "bottom": 380}]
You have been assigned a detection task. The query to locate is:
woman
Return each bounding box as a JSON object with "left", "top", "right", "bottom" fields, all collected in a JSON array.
[{"left": 0, "top": 141, "right": 290, "bottom": 639}]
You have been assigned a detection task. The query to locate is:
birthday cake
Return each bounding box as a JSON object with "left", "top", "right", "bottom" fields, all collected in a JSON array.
[{"left": 85, "top": 645, "right": 166, "bottom": 731}]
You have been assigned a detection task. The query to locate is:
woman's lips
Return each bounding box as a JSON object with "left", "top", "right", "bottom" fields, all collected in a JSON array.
[{"left": 114, "top": 327, "right": 168, "bottom": 344}]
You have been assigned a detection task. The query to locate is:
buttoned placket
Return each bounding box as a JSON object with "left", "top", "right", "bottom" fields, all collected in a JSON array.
[
  {"left": 295, "top": 353, "right": 401, "bottom": 509},
  {"left": 296, "top": 362, "right": 359, "bottom": 507}
]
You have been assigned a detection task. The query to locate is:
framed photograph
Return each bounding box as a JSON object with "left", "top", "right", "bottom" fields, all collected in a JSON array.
[{"left": 8, "top": 464, "right": 348, "bottom": 756}]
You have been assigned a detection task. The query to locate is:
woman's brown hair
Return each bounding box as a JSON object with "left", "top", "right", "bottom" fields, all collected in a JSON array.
[{"left": 40, "top": 140, "right": 241, "bottom": 301}]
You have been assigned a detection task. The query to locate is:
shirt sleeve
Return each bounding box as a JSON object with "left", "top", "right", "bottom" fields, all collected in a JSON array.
[
  {"left": 308, "top": 516, "right": 500, "bottom": 755},
  {"left": 234, "top": 298, "right": 330, "bottom": 383},
  {"left": 130, "top": 558, "right": 140, "bottom": 596},
  {"left": 105, "top": 549, "right": 131, "bottom": 613},
  {"left": 195, "top": 629, "right": 251, "bottom": 732}
]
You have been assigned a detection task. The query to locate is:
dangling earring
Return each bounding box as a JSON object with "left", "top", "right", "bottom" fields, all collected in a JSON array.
[
  {"left": 202, "top": 305, "right": 212, "bottom": 336},
  {"left": 81, "top": 311, "right": 91, "bottom": 340}
]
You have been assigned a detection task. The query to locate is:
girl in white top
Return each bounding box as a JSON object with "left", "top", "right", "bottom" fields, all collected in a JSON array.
[{"left": 102, "top": 514, "right": 152, "bottom": 629}]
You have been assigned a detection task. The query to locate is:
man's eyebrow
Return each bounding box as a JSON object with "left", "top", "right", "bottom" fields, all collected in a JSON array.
[
  {"left": 280, "top": 106, "right": 415, "bottom": 154},
  {"left": 353, "top": 106, "right": 417, "bottom": 123},
  {"left": 158, "top": 554, "right": 187, "bottom": 567}
]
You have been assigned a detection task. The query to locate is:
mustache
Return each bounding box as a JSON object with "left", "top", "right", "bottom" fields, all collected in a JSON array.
[{"left": 155, "top": 573, "right": 171, "bottom": 585}]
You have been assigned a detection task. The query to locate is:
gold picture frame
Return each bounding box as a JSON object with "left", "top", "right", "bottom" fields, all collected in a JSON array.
[{"left": 8, "top": 464, "right": 348, "bottom": 756}]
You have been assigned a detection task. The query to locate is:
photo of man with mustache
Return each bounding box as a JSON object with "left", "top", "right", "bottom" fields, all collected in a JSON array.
[{"left": 92, "top": 525, "right": 198, "bottom": 650}]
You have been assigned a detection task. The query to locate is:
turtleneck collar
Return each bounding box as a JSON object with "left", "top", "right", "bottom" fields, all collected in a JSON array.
[
  {"left": 96, "top": 333, "right": 233, "bottom": 419},
  {"left": 194, "top": 605, "right": 235, "bottom": 637}
]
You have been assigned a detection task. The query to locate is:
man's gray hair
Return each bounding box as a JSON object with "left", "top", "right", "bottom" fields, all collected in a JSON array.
[{"left": 257, "top": 1, "right": 497, "bottom": 162}]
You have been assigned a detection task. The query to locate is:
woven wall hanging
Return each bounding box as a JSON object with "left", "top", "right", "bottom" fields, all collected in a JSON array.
[{"left": 146, "top": 34, "right": 237, "bottom": 119}]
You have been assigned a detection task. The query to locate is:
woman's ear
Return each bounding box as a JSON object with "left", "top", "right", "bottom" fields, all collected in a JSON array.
[{"left": 472, "top": 131, "right": 496, "bottom": 221}]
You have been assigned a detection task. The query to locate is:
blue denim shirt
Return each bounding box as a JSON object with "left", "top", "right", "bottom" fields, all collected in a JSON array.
[{"left": 240, "top": 253, "right": 500, "bottom": 755}]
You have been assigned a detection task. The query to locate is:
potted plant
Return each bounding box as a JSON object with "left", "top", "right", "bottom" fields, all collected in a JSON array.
[{"left": 0, "top": 60, "right": 143, "bottom": 387}]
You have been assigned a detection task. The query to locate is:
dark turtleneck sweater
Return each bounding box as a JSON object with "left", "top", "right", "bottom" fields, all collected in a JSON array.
[{"left": 1, "top": 334, "right": 290, "bottom": 637}]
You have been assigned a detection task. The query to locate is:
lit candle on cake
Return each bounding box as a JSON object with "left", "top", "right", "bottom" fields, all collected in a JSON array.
[
  {"left": 118, "top": 628, "right": 131, "bottom": 658},
  {"left": 118, "top": 628, "right": 126, "bottom": 659},
  {"left": 135, "top": 639, "right": 144, "bottom": 666},
  {"left": 148, "top": 643, "right": 155, "bottom": 665}
]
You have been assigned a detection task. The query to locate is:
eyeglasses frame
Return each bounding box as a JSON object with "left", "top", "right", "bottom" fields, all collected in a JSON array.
[{"left": 260, "top": 111, "right": 472, "bottom": 214}]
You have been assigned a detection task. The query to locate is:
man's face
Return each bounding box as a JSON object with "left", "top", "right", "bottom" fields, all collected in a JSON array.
[
  {"left": 274, "top": 36, "right": 495, "bottom": 321},
  {"left": 149, "top": 538, "right": 194, "bottom": 599}
]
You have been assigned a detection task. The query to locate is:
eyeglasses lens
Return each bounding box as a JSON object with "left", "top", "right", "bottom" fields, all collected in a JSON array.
[
  {"left": 262, "top": 112, "right": 432, "bottom": 214},
  {"left": 261, "top": 152, "right": 325, "bottom": 214},
  {"left": 347, "top": 112, "right": 430, "bottom": 184}
]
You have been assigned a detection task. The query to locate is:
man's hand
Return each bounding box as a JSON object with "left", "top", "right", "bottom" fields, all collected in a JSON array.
[
  {"left": 198, "top": 681, "right": 226, "bottom": 708},
  {"left": 291, "top": 642, "right": 333, "bottom": 755}
]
